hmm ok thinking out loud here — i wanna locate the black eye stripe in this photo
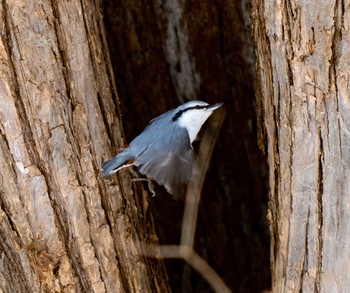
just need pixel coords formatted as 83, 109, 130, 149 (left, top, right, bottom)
171, 105, 208, 122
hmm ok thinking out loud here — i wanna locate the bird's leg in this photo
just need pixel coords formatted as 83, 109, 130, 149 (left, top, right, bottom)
131, 178, 156, 197
125, 163, 156, 197
148, 180, 156, 197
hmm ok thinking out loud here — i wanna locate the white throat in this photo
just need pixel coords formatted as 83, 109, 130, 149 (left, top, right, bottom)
177, 110, 213, 143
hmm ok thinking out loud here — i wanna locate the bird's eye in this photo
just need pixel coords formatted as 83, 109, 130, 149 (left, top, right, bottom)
194, 105, 201, 109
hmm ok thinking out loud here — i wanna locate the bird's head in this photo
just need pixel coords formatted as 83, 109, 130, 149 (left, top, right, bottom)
172, 100, 223, 143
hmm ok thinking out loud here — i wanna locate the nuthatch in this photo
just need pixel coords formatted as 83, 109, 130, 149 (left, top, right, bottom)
102, 100, 222, 199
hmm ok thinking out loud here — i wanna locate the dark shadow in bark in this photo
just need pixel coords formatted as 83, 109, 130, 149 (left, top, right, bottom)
104, 1, 271, 292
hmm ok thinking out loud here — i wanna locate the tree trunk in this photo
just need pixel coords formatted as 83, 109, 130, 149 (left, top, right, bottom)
0, 1, 169, 292
252, 0, 350, 291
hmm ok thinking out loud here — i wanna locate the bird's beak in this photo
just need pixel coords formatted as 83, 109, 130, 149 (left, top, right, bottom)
207, 102, 223, 111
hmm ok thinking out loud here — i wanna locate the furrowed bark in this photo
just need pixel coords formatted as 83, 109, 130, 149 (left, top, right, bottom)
0, 1, 169, 292
251, 0, 350, 291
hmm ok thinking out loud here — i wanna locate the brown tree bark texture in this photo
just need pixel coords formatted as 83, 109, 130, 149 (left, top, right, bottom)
0, 1, 169, 292
252, 0, 350, 291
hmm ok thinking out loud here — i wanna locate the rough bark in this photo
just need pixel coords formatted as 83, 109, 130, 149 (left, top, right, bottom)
252, 0, 350, 291
105, 1, 270, 292
0, 1, 169, 292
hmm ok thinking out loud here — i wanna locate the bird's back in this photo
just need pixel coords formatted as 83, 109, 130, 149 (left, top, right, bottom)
128, 109, 180, 154
128, 109, 194, 199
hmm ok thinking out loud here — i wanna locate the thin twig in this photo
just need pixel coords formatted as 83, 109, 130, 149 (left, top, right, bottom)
142, 244, 231, 293
180, 108, 226, 248
141, 109, 231, 293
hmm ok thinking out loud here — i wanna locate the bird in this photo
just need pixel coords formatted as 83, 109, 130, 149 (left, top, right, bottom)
102, 100, 223, 199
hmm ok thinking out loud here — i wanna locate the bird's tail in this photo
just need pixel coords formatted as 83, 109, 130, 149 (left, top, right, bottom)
102, 150, 134, 176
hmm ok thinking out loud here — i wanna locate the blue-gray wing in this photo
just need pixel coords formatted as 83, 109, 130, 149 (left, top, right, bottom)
133, 126, 194, 199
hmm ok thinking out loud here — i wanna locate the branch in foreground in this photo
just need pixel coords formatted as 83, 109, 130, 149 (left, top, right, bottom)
141, 109, 230, 293
143, 244, 231, 293
181, 108, 226, 248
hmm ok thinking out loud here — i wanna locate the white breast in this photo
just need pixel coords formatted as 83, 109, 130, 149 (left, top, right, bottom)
177, 110, 213, 143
